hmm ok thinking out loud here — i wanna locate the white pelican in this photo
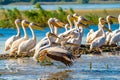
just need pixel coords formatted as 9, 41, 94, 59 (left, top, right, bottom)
109, 32, 120, 45
86, 29, 94, 43
90, 17, 107, 52
10, 20, 29, 56
86, 16, 111, 44
67, 20, 89, 45
17, 22, 38, 55
48, 18, 65, 35
34, 32, 60, 59
36, 46, 74, 66
34, 18, 64, 54
34, 32, 77, 62
109, 15, 120, 45
105, 15, 118, 45
4, 19, 22, 51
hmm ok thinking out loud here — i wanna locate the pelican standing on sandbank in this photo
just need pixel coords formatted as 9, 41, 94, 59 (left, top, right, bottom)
4, 19, 22, 52
17, 22, 38, 55
90, 17, 108, 52
10, 20, 29, 56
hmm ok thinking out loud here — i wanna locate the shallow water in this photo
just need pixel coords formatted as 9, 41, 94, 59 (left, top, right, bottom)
0, 54, 120, 80
0, 4, 120, 10
0, 24, 120, 79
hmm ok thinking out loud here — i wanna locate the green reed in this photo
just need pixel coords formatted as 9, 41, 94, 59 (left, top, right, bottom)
0, 3, 111, 29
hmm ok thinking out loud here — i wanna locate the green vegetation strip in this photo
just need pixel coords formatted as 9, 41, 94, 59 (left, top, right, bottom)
0, 3, 119, 29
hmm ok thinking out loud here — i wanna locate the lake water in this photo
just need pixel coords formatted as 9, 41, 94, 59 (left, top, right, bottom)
0, 24, 120, 80
0, 4, 120, 10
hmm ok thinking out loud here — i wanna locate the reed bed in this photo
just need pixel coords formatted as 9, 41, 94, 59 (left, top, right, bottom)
0, 3, 119, 28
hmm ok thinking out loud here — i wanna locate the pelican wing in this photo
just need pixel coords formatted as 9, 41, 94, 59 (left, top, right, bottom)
47, 51, 73, 66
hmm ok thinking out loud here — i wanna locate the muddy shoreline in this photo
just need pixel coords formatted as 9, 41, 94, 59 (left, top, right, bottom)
0, 44, 119, 60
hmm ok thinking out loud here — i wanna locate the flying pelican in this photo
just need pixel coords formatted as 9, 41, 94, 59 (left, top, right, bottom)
90, 17, 107, 52
10, 20, 30, 56
17, 22, 39, 55
4, 19, 22, 52
105, 15, 118, 45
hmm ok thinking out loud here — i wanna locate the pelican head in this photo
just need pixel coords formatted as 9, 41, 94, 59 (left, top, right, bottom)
15, 19, 22, 24
65, 24, 70, 29
106, 15, 118, 24
29, 22, 43, 30
22, 20, 30, 27
67, 14, 75, 21
78, 16, 90, 25
99, 17, 111, 32
99, 17, 107, 25
48, 18, 64, 28
54, 18, 65, 27
73, 13, 79, 20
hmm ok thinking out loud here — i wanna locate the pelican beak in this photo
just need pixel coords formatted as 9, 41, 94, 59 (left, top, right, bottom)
103, 20, 108, 25
73, 16, 79, 21
77, 22, 89, 28
16, 19, 22, 25
81, 18, 90, 25
74, 16, 78, 20
24, 21, 30, 27
103, 26, 112, 32
110, 16, 118, 22
51, 21, 63, 28
73, 13, 79, 20
55, 20, 65, 27
32, 23, 43, 30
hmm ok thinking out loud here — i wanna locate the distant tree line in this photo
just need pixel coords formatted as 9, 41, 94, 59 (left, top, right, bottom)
0, 0, 119, 5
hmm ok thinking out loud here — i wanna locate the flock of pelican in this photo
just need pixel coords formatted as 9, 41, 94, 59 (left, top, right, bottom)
4, 14, 120, 66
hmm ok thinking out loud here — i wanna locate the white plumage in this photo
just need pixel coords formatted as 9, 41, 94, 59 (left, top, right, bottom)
4, 19, 22, 52
109, 32, 120, 45
10, 20, 29, 56
90, 17, 107, 52
17, 22, 37, 55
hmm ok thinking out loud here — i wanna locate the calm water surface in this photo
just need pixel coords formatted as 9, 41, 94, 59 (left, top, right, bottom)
0, 4, 120, 10
0, 24, 120, 80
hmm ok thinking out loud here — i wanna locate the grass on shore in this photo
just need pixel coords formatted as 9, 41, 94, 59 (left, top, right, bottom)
0, 6, 119, 29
